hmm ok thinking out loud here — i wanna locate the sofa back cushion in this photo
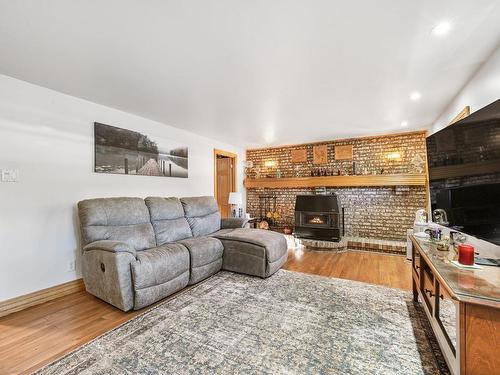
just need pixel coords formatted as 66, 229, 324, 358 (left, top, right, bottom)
180, 196, 221, 237
145, 197, 193, 245
78, 197, 156, 251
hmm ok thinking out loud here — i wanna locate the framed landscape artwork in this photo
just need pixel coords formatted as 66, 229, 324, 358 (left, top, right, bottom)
94, 122, 188, 178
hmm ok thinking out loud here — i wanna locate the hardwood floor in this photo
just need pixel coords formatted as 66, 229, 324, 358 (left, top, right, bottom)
0, 250, 411, 375
0, 292, 143, 375
285, 249, 412, 290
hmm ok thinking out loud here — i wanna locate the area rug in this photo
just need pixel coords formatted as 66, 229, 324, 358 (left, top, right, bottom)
35, 270, 449, 374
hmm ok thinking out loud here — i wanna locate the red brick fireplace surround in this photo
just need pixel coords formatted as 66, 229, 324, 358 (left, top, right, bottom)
245, 131, 428, 241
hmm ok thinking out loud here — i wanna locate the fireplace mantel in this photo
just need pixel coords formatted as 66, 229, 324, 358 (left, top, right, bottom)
244, 174, 426, 189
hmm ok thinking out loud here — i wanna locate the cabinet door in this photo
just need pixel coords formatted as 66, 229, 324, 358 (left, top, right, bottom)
412, 245, 421, 278
422, 267, 435, 314
464, 304, 500, 375
435, 281, 457, 357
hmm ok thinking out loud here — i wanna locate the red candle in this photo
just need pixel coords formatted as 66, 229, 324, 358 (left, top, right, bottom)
458, 244, 475, 266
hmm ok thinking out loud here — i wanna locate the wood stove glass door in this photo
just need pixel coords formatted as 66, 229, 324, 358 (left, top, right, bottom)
301, 212, 331, 227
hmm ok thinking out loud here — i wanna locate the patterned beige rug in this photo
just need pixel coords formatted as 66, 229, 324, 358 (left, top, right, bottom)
35, 270, 449, 374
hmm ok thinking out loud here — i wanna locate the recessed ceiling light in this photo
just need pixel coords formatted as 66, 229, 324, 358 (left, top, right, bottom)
401, 121, 409, 127
432, 21, 452, 36
410, 92, 421, 101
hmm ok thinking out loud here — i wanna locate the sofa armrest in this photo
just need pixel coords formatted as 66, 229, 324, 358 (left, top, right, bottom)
221, 217, 249, 229
83, 240, 136, 257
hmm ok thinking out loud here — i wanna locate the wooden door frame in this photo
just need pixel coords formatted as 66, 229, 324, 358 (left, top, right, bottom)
214, 149, 238, 203
449, 106, 470, 125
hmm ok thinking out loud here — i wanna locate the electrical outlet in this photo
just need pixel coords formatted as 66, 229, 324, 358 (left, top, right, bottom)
67, 260, 76, 272
1, 169, 19, 182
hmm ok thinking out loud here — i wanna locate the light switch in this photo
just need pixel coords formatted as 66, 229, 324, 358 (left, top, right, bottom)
1, 169, 19, 182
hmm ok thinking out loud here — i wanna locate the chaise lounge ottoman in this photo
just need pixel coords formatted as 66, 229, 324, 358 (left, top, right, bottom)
213, 228, 288, 278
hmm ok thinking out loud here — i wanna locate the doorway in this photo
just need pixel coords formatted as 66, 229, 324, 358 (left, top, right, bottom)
214, 149, 237, 218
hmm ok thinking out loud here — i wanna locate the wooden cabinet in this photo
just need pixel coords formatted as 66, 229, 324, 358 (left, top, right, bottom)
411, 237, 500, 375
412, 243, 459, 374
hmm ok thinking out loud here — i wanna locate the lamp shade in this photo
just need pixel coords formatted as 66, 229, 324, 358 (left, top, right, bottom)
228, 192, 242, 205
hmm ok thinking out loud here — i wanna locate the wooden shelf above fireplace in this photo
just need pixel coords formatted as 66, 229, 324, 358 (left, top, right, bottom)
244, 174, 427, 189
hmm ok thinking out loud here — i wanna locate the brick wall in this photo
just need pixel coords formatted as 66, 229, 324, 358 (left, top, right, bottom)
246, 131, 428, 241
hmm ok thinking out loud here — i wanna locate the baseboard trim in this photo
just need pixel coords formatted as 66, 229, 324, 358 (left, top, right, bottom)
0, 279, 85, 318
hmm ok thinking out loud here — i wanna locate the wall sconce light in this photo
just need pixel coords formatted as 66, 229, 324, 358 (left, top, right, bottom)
264, 160, 277, 168
386, 152, 402, 161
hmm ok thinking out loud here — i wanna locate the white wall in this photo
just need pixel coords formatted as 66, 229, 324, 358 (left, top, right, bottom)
0, 75, 244, 301
431, 44, 500, 133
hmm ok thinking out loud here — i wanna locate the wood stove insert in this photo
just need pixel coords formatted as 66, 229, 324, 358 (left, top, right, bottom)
294, 194, 343, 241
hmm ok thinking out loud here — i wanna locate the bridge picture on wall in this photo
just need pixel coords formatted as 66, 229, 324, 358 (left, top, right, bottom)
94, 122, 188, 178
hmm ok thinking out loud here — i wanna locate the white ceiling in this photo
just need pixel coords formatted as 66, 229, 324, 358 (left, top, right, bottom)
1, 1, 500, 147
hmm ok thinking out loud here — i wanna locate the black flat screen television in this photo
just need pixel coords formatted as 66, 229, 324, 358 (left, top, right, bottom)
426, 98, 500, 245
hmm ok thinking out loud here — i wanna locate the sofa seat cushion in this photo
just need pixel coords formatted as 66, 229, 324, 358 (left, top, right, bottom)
178, 236, 223, 284
131, 243, 189, 290
178, 237, 223, 268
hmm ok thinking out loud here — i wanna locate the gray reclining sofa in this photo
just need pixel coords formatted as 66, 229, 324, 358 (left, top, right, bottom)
77, 196, 288, 311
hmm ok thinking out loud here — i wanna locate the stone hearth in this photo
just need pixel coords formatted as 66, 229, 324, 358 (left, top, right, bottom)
286, 235, 406, 255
